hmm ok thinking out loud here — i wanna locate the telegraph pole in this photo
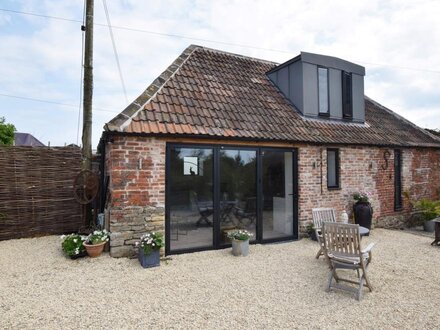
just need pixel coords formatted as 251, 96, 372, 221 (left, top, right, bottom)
82, 0, 94, 171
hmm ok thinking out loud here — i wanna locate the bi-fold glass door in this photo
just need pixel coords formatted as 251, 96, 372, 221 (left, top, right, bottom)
166, 144, 297, 254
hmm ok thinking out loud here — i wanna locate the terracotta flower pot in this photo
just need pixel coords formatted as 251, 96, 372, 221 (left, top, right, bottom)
83, 241, 106, 258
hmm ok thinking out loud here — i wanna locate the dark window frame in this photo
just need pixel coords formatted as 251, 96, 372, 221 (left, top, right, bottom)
318, 66, 330, 117
394, 149, 403, 211
327, 148, 340, 189
342, 71, 353, 119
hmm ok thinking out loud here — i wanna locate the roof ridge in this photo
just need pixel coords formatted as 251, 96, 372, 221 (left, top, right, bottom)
105, 44, 198, 132
192, 44, 279, 65
364, 95, 440, 143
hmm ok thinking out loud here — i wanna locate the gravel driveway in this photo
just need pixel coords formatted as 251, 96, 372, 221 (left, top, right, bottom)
1, 229, 439, 329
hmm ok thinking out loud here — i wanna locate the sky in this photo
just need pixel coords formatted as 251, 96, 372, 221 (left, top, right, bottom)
1, 0, 439, 147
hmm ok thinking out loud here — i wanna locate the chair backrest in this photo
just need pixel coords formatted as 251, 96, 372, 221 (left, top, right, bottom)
322, 222, 361, 258
312, 208, 336, 229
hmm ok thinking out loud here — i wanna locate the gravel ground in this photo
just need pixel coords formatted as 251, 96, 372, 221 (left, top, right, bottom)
1, 229, 439, 329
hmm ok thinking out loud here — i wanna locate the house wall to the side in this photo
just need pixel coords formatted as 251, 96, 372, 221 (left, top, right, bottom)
104, 136, 440, 257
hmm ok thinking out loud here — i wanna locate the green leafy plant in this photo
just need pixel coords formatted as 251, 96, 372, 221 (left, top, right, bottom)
414, 199, 440, 222
353, 191, 372, 203
227, 229, 253, 241
61, 234, 87, 257
136, 232, 164, 255
0, 117, 16, 146
306, 223, 315, 235
85, 229, 110, 245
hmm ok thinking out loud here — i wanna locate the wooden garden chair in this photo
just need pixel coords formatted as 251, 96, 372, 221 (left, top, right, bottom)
322, 222, 375, 301
312, 207, 336, 259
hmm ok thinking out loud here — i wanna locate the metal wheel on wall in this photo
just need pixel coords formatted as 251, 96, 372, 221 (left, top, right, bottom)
73, 170, 99, 205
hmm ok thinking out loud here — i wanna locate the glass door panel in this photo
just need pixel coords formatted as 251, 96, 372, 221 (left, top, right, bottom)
219, 149, 257, 245
261, 150, 294, 240
169, 147, 213, 251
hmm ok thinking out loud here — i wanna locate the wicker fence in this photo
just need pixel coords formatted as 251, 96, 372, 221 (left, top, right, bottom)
0, 146, 84, 240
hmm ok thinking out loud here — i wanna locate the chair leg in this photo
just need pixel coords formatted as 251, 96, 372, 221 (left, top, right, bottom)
326, 268, 334, 292
363, 269, 373, 292
315, 247, 323, 259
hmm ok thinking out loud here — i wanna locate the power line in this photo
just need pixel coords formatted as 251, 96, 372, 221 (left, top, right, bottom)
102, 0, 128, 104
0, 92, 119, 113
2, 7, 440, 75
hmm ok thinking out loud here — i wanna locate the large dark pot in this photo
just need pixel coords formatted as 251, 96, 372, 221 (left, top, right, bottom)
353, 202, 373, 231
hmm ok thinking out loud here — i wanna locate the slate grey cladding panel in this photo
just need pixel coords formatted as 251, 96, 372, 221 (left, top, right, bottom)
302, 62, 318, 117
288, 60, 303, 113
353, 73, 365, 122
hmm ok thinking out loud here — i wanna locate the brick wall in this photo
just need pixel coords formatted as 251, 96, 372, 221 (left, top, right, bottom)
104, 136, 440, 256
105, 136, 166, 257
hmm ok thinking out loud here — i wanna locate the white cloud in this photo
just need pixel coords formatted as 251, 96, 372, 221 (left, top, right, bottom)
1, 0, 440, 147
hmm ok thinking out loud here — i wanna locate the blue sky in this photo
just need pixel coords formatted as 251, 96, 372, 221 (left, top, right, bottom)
1, 0, 440, 147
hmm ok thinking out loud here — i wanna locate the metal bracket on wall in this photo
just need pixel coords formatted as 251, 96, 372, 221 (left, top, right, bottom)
381, 150, 391, 170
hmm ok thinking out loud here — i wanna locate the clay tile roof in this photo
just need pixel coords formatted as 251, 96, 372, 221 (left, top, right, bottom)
105, 45, 440, 148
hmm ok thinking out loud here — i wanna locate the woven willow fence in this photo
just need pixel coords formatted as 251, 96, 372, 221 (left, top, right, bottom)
0, 146, 84, 240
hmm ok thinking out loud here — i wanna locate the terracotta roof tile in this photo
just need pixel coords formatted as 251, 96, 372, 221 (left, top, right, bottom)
105, 45, 440, 148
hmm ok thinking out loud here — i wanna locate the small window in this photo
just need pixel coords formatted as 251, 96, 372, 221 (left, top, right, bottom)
342, 72, 353, 119
327, 149, 339, 189
394, 149, 402, 210
318, 67, 329, 115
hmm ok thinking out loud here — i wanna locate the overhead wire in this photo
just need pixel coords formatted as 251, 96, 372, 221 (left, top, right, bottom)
102, 0, 129, 104
1, 7, 440, 75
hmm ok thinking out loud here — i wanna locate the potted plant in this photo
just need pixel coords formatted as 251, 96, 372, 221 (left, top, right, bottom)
61, 233, 87, 259
353, 191, 373, 231
227, 229, 253, 256
83, 229, 109, 258
136, 232, 164, 268
306, 223, 317, 241
414, 199, 440, 232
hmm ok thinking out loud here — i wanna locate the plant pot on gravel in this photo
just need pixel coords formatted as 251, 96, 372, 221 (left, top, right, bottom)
353, 191, 373, 231
423, 220, 436, 232
306, 223, 317, 241
227, 229, 253, 256
83, 230, 109, 258
136, 232, 163, 268
61, 233, 87, 259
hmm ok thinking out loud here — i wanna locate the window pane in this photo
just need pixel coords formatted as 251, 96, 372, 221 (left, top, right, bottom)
342, 72, 352, 118
318, 68, 329, 114
169, 147, 214, 251
327, 150, 338, 187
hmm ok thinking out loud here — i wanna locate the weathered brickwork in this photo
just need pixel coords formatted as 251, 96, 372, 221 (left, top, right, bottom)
105, 136, 440, 256
105, 136, 166, 257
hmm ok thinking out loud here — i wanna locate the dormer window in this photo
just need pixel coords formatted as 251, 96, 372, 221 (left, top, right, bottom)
342, 71, 353, 119
318, 67, 329, 116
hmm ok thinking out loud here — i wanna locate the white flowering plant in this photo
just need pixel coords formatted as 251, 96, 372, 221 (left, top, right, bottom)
85, 229, 110, 245
136, 232, 164, 255
227, 229, 253, 241
353, 191, 372, 203
61, 233, 87, 257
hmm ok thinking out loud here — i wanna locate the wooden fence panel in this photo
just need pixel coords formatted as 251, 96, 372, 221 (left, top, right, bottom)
0, 146, 84, 240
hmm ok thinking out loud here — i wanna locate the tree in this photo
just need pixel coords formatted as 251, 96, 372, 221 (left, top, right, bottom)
0, 117, 16, 145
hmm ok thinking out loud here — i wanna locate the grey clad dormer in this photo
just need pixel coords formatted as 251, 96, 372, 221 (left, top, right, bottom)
267, 52, 366, 122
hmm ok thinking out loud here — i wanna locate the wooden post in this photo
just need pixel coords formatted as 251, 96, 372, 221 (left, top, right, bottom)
82, 0, 94, 171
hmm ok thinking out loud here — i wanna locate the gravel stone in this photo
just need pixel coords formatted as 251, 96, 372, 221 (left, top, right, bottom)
0, 229, 439, 329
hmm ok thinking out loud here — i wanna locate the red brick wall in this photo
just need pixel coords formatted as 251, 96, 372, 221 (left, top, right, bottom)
104, 136, 440, 256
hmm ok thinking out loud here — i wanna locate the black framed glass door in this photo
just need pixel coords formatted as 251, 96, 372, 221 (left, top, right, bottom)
166, 144, 297, 254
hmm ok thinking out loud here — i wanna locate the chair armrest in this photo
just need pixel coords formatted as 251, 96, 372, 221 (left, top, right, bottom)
361, 242, 375, 254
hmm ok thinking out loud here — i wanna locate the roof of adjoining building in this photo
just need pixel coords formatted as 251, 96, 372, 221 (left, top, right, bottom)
14, 133, 45, 147
105, 45, 440, 148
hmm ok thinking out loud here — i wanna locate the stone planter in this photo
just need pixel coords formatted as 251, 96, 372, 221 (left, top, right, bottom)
231, 239, 249, 256
138, 248, 160, 268
83, 241, 106, 258
353, 201, 373, 231
423, 220, 436, 232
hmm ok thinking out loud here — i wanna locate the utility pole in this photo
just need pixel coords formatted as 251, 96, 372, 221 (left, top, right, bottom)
82, 0, 94, 171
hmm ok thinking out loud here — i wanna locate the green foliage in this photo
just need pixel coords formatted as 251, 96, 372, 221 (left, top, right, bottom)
138, 232, 164, 255
86, 229, 110, 245
306, 223, 315, 235
0, 117, 16, 146
414, 199, 440, 222
227, 229, 253, 241
61, 234, 86, 257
